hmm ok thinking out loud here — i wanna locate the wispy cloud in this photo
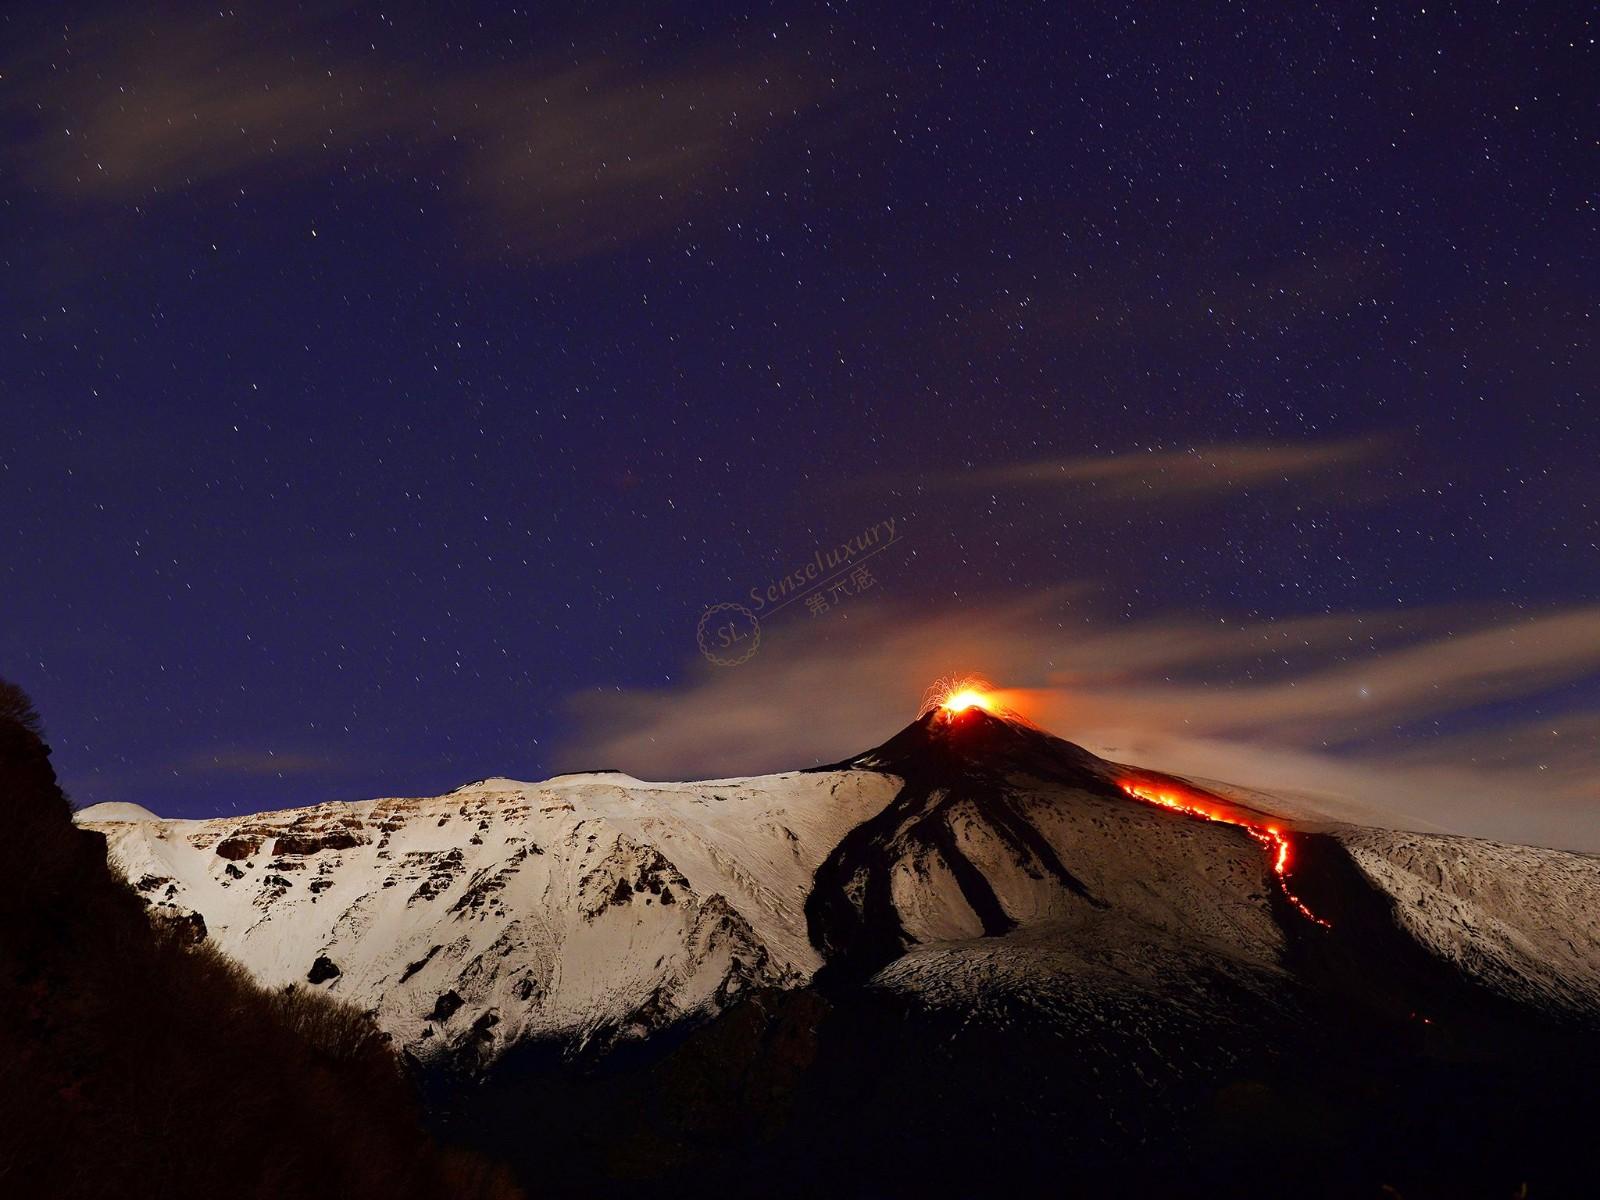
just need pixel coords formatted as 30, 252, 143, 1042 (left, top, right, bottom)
8, 8, 820, 256
920, 437, 1384, 500
560, 593, 1600, 851
1029, 606, 1600, 743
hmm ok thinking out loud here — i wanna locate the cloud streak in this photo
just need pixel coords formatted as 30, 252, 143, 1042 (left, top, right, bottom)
9, 8, 819, 256
883, 437, 1388, 501
560, 593, 1600, 851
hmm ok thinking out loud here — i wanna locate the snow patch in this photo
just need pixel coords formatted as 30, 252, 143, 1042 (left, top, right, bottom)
74, 801, 160, 823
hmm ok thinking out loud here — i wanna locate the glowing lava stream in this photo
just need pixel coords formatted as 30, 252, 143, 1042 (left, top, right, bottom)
1118, 781, 1332, 929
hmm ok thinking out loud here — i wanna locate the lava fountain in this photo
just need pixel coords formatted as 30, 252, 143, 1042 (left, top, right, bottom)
919, 676, 1030, 723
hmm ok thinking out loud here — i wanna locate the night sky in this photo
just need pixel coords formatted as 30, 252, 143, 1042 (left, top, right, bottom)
3, 4, 1596, 843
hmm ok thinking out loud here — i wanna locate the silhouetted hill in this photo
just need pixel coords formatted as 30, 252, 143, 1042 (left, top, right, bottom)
0, 680, 520, 1200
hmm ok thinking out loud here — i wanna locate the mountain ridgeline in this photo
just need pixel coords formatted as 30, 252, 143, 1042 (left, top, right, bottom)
64, 701, 1600, 1197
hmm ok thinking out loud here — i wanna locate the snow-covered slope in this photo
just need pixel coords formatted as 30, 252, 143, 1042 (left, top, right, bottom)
84, 769, 896, 1064
80, 710, 1600, 1071
1338, 825, 1600, 1020
74, 801, 160, 823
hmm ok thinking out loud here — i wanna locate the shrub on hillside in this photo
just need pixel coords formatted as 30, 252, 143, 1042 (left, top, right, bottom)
0, 678, 521, 1200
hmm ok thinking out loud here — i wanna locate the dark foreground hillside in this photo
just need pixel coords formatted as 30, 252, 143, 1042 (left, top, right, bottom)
0, 681, 520, 1200
13, 675, 1600, 1200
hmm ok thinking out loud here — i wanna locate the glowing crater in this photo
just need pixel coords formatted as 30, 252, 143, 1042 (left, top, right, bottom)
920, 675, 1007, 721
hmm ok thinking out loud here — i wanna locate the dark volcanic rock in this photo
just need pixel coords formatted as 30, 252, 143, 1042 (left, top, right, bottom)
428, 991, 464, 1023
407, 848, 467, 906
307, 955, 342, 984
400, 945, 442, 983
157, 908, 208, 945
272, 829, 364, 857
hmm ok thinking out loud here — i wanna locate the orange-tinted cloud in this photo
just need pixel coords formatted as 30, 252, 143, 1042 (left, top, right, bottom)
922, 437, 1384, 499
560, 593, 1600, 851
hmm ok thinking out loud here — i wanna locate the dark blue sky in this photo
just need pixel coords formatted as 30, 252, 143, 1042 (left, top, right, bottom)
3, 2, 1595, 822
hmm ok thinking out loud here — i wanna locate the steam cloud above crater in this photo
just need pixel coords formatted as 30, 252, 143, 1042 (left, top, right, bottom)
564, 594, 1600, 852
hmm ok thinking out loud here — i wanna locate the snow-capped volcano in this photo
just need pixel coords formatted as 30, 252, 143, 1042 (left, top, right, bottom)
78, 710, 1600, 1073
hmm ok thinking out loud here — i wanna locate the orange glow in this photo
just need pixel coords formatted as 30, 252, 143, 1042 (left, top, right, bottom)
1119, 780, 1331, 928
918, 675, 1041, 726
919, 675, 1008, 721
941, 688, 993, 715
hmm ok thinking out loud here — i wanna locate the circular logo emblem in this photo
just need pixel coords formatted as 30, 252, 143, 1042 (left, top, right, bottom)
696, 602, 762, 666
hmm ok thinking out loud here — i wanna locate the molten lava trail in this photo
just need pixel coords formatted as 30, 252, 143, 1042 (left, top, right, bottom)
1118, 781, 1332, 928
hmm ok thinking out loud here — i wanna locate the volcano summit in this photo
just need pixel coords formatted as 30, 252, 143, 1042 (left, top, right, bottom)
81, 711, 1600, 1197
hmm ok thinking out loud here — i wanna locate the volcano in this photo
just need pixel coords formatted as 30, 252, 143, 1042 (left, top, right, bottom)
79, 711, 1600, 1197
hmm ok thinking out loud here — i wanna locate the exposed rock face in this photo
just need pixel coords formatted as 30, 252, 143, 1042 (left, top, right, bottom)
307, 955, 341, 984
428, 990, 464, 1023
213, 835, 259, 861
151, 906, 208, 946
273, 829, 365, 857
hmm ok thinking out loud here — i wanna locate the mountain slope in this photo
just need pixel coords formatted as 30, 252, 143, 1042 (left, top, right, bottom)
83, 709, 1600, 1065
80, 707, 1600, 1196
83, 768, 898, 1065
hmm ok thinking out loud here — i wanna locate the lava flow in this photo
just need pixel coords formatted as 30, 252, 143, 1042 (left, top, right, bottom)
1118, 780, 1332, 928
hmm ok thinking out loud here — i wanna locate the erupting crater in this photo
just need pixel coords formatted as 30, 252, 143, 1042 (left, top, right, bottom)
919, 675, 1026, 724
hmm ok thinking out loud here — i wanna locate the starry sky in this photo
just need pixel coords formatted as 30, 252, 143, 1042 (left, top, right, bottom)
3, 3, 1596, 843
